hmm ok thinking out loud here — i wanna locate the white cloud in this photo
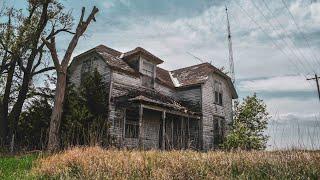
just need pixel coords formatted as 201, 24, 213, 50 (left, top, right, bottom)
239, 75, 314, 92
265, 97, 320, 116
310, 2, 320, 23
102, 2, 114, 9
70, 0, 320, 84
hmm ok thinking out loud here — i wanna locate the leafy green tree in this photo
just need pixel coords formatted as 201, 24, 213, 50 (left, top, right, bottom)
61, 69, 113, 147
223, 94, 270, 150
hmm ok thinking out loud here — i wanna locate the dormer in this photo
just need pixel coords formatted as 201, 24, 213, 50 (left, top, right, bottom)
121, 47, 163, 88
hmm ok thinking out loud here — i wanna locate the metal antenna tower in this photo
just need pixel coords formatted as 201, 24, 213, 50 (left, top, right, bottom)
225, 6, 235, 84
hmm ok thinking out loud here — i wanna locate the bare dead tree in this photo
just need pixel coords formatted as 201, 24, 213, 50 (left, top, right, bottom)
42, 6, 99, 152
0, 1, 74, 150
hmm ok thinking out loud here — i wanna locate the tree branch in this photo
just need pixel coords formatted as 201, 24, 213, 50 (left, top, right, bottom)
32, 48, 44, 73
41, 37, 61, 72
16, 57, 27, 73
62, 6, 99, 67
32, 66, 55, 76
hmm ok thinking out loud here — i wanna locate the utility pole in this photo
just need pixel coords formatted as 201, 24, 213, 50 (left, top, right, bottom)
307, 74, 320, 101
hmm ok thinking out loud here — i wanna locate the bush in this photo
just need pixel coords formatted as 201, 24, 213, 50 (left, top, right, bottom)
61, 69, 113, 147
223, 94, 270, 150
17, 98, 52, 150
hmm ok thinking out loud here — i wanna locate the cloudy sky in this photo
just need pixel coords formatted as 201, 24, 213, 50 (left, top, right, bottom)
8, 0, 320, 149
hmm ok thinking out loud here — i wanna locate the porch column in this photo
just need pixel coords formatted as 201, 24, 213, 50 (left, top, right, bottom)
122, 109, 126, 146
138, 104, 144, 149
187, 117, 190, 149
181, 116, 185, 149
161, 111, 166, 150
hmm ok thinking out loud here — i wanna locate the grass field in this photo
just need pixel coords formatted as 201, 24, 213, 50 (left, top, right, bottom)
1, 147, 320, 179
33, 147, 320, 179
0, 154, 37, 180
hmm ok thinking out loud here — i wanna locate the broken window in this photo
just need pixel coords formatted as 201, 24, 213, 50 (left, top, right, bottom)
125, 109, 139, 138
141, 60, 155, 88
213, 117, 225, 147
214, 81, 223, 106
81, 58, 93, 83
142, 60, 154, 77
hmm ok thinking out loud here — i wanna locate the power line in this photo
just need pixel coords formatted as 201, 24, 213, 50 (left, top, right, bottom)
250, 0, 315, 74
307, 74, 320, 101
260, 0, 319, 72
281, 0, 320, 68
258, 0, 319, 95
231, 0, 316, 93
186, 52, 205, 63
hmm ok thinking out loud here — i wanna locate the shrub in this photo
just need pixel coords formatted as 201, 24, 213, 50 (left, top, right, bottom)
223, 93, 270, 150
61, 69, 113, 147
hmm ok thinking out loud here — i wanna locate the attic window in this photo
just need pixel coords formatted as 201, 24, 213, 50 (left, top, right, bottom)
142, 60, 154, 77
214, 81, 223, 106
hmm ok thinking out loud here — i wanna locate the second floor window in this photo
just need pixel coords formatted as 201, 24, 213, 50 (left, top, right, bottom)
81, 59, 93, 83
214, 81, 223, 106
142, 60, 154, 77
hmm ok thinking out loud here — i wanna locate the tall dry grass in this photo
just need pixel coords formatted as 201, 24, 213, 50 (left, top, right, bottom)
33, 146, 320, 179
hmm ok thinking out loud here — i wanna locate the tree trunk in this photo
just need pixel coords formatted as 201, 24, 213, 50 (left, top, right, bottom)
0, 60, 16, 143
8, 49, 46, 148
47, 71, 67, 152
44, 6, 99, 152
8, 66, 32, 144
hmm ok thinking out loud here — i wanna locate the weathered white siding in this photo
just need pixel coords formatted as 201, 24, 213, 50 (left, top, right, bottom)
69, 54, 111, 87
68, 52, 234, 150
201, 74, 233, 150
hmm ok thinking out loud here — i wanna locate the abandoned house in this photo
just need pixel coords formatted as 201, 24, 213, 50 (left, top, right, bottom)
69, 45, 238, 150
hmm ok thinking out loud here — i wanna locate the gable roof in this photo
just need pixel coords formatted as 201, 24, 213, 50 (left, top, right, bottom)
72, 45, 237, 98
156, 67, 175, 88
170, 63, 237, 98
170, 63, 213, 87
122, 47, 164, 64
73, 45, 138, 75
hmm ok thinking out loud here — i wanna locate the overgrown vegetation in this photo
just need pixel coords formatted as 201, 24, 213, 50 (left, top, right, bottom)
1, 70, 112, 152
0, 154, 37, 179
223, 94, 270, 150
32, 147, 320, 179
61, 69, 113, 147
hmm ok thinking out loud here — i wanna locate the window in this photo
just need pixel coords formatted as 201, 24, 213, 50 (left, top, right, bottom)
142, 60, 154, 77
81, 59, 93, 83
213, 117, 225, 147
214, 81, 223, 106
125, 109, 139, 138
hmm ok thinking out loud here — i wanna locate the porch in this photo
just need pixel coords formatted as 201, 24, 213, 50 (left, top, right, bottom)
122, 104, 201, 150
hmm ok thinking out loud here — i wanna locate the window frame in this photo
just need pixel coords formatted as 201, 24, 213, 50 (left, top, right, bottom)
81, 58, 93, 83
142, 60, 154, 77
213, 81, 223, 106
124, 109, 140, 139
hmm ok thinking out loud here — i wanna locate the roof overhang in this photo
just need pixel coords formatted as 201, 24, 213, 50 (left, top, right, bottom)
122, 47, 164, 64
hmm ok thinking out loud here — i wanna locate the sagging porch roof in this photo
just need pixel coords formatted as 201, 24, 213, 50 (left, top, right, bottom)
114, 88, 201, 117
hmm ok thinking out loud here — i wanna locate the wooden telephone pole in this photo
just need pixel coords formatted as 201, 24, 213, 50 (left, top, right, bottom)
307, 74, 320, 101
